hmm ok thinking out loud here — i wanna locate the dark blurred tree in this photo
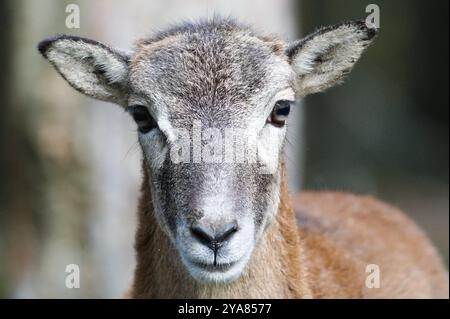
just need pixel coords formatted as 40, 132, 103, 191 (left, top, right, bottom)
300, 0, 448, 189
298, 0, 448, 261
0, 0, 46, 297
0, 0, 12, 297
0, 0, 92, 297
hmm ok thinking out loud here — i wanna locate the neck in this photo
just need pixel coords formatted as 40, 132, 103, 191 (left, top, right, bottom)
131, 162, 311, 298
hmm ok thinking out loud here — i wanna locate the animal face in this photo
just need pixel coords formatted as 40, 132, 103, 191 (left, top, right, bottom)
38, 18, 376, 283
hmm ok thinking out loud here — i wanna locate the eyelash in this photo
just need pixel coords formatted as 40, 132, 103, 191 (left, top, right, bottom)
127, 105, 158, 134
267, 100, 292, 127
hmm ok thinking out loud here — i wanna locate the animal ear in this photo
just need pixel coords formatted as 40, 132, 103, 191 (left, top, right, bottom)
287, 20, 378, 97
38, 35, 130, 106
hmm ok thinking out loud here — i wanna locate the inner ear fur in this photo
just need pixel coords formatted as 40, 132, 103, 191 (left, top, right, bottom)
38, 35, 130, 106
287, 20, 378, 96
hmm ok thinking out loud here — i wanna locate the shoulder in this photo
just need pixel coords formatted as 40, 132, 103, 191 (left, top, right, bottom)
291, 190, 432, 255
291, 191, 449, 298
291, 191, 416, 233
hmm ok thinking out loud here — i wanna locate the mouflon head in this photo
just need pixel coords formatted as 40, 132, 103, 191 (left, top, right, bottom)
38, 18, 377, 283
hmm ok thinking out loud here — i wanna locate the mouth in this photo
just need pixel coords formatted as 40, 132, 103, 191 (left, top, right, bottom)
182, 256, 248, 283
190, 260, 237, 272
176, 219, 256, 283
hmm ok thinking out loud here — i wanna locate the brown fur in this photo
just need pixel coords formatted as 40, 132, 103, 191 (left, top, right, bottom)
294, 192, 449, 298
131, 162, 311, 298
130, 161, 449, 298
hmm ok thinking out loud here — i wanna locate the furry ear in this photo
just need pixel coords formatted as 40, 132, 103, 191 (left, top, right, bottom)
38, 35, 130, 105
287, 20, 378, 97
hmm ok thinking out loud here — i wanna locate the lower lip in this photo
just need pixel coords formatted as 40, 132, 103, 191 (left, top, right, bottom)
192, 261, 236, 272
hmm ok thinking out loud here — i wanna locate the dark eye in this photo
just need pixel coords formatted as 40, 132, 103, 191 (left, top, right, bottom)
127, 105, 157, 134
267, 100, 292, 127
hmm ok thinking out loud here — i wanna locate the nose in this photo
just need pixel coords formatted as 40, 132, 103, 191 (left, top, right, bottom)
190, 220, 238, 251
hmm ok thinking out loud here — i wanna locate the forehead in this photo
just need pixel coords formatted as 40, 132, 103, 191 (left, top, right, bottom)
129, 22, 293, 126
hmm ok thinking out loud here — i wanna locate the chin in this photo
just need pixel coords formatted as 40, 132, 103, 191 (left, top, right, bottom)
181, 250, 253, 284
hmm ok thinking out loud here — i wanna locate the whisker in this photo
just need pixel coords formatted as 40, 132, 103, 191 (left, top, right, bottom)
124, 140, 140, 159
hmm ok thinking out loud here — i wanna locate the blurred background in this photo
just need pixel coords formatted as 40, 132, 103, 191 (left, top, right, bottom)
0, 0, 448, 298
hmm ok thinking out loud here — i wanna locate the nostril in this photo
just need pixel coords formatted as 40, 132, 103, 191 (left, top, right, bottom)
215, 221, 238, 243
190, 221, 239, 247
191, 223, 215, 246
190, 221, 239, 267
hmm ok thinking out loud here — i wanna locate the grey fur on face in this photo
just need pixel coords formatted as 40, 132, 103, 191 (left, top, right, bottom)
38, 17, 377, 283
